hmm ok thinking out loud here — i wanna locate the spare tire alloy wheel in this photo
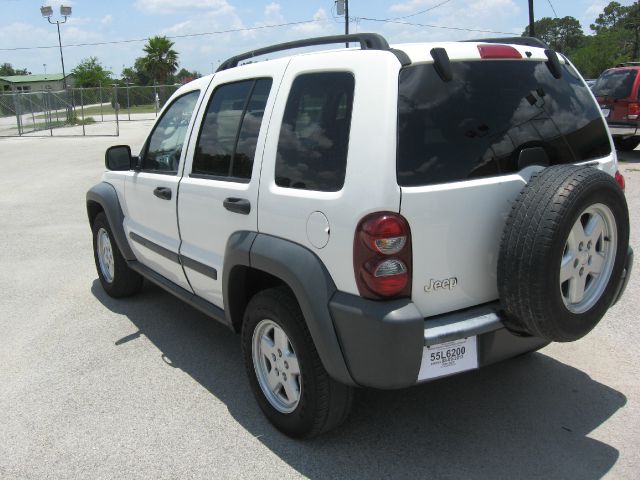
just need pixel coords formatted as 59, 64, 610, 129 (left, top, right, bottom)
560, 204, 617, 314
498, 165, 629, 342
252, 319, 301, 413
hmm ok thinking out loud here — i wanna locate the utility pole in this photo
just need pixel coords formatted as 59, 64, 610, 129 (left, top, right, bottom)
528, 0, 535, 37
336, 0, 349, 47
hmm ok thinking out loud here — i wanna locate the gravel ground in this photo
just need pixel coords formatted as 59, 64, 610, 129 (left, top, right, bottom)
0, 125, 638, 479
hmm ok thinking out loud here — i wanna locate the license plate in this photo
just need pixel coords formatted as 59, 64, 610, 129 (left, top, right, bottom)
601, 107, 610, 118
418, 336, 478, 381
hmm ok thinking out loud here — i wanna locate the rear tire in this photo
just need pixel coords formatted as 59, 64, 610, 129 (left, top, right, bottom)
614, 137, 640, 152
498, 165, 629, 342
92, 212, 143, 298
241, 287, 353, 438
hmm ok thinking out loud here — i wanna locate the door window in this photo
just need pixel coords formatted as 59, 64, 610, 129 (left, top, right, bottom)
192, 78, 273, 181
142, 90, 199, 173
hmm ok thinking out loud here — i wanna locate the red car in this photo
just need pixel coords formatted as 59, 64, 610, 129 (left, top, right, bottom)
593, 63, 640, 152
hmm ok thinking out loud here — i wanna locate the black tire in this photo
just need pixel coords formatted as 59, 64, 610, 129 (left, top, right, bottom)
614, 137, 640, 152
92, 212, 143, 298
241, 287, 353, 438
498, 165, 629, 342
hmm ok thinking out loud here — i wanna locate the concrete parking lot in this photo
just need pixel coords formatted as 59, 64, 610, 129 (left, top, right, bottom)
1, 123, 639, 479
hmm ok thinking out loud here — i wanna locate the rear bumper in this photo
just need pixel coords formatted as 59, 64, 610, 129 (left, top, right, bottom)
608, 124, 638, 137
329, 294, 548, 389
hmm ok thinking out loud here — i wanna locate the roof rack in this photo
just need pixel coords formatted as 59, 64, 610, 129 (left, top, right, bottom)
217, 33, 390, 71
463, 36, 549, 49
615, 62, 640, 67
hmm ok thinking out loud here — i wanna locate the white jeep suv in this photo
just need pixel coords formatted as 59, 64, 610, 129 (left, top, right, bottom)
87, 33, 633, 438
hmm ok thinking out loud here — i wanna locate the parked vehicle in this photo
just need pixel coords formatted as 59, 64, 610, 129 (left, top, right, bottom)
593, 64, 640, 151
87, 34, 633, 438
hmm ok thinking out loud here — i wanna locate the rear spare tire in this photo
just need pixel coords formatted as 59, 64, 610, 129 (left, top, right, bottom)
498, 165, 629, 342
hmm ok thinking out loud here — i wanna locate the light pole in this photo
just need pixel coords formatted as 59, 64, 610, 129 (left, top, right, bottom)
40, 5, 72, 90
43, 64, 47, 75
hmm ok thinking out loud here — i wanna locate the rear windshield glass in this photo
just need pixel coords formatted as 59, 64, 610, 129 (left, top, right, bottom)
397, 61, 611, 187
592, 69, 637, 98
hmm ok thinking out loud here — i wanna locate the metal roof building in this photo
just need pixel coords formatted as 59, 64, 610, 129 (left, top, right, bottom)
0, 73, 74, 92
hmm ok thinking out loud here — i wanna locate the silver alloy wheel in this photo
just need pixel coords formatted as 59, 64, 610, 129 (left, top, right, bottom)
252, 319, 302, 413
97, 228, 115, 284
559, 203, 617, 314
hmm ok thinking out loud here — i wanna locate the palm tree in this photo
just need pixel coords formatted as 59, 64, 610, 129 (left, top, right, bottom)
141, 36, 179, 84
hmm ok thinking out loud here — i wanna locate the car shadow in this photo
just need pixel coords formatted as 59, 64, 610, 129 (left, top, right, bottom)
617, 148, 640, 163
92, 280, 626, 479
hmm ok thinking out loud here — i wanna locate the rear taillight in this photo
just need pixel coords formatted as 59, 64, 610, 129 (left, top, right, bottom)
477, 44, 522, 59
628, 102, 639, 119
615, 170, 626, 191
354, 212, 412, 299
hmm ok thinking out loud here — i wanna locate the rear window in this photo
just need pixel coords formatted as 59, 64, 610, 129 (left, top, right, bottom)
397, 61, 611, 187
592, 69, 637, 98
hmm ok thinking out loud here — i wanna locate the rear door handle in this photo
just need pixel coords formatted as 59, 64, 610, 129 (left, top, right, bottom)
153, 187, 172, 200
223, 197, 251, 215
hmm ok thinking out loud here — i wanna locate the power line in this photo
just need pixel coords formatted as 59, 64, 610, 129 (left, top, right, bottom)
546, 0, 558, 18
390, 0, 454, 21
356, 16, 516, 36
0, 19, 323, 52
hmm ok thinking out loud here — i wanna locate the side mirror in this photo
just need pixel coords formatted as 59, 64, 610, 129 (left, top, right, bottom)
105, 145, 134, 171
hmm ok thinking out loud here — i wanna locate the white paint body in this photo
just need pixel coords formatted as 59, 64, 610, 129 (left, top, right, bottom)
102, 41, 618, 317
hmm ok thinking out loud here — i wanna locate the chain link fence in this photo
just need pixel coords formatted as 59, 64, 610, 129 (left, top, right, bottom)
0, 84, 181, 137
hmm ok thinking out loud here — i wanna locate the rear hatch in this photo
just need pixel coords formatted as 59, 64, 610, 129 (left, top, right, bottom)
398, 53, 612, 317
593, 68, 640, 124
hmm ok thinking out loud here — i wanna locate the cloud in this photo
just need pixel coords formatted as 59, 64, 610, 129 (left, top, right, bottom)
292, 8, 328, 34
135, 0, 231, 15
101, 15, 113, 26
389, 0, 441, 14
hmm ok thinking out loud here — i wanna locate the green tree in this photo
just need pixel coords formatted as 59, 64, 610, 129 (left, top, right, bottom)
590, 1, 631, 32
71, 57, 112, 87
0, 63, 29, 76
140, 36, 179, 84
523, 16, 585, 53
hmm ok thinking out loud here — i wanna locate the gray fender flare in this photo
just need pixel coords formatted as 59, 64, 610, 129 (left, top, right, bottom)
223, 232, 355, 386
86, 182, 136, 261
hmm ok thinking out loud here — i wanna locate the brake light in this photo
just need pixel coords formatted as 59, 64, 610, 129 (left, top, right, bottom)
477, 44, 522, 59
354, 212, 412, 299
628, 102, 639, 119
615, 171, 626, 191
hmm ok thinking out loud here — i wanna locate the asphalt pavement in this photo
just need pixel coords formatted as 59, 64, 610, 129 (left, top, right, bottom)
0, 124, 639, 479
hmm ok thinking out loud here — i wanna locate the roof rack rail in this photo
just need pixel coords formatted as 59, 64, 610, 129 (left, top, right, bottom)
463, 36, 549, 49
217, 33, 390, 71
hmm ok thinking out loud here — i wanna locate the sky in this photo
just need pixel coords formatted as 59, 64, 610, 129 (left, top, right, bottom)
0, 0, 637, 79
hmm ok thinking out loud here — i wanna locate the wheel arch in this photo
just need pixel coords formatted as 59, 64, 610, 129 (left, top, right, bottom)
223, 231, 355, 386
86, 182, 136, 261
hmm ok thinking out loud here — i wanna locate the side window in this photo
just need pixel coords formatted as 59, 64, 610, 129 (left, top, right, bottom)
142, 90, 199, 173
192, 78, 272, 181
275, 72, 354, 192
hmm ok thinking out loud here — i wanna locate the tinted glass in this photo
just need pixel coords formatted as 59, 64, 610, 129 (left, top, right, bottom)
193, 78, 272, 180
143, 91, 199, 172
275, 72, 354, 191
232, 79, 272, 178
592, 69, 637, 98
397, 61, 611, 187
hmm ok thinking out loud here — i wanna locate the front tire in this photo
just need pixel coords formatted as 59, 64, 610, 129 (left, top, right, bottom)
92, 212, 143, 298
241, 287, 353, 438
614, 137, 640, 152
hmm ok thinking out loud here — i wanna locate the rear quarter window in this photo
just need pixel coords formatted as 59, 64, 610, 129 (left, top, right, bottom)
397, 60, 611, 187
275, 72, 354, 192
